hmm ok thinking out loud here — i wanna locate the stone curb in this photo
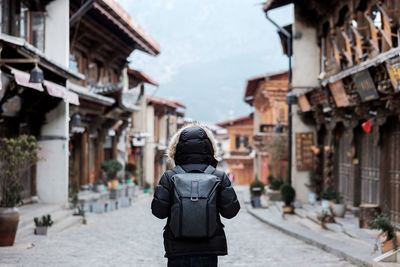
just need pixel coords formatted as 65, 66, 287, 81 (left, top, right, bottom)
245, 203, 372, 267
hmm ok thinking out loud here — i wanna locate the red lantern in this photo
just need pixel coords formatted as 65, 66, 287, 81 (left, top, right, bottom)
362, 120, 371, 134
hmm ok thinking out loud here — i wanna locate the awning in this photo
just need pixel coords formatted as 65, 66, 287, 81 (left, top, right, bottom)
5, 65, 79, 105
44, 80, 79, 105
9, 67, 44, 92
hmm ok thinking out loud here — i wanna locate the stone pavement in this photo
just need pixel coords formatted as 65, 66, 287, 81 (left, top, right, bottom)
236, 186, 379, 267
0, 191, 355, 267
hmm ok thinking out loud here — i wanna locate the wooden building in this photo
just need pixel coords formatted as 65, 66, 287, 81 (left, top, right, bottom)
244, 71, 289, 184
145, 95, 185, 188
217, 115, 254, 185
0, 0, 81, 204
67, 0, 160, 187
265, 0, 400, 227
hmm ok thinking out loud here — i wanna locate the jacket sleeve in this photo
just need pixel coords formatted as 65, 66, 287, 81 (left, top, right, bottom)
217, 173, 240, 219
151, 172, 171, 219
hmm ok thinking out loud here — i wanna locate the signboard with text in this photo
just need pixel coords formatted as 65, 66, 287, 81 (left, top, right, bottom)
296, 132, 314, 171
352, 70, 379, 102
386, 57, 400, 92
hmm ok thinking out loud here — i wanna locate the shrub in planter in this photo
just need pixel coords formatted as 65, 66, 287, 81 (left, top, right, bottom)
305, 170, 317, 204
101, 160, 122, 189
370, 213, 399, 253
34, 214, 54, 235
250, 178, 265, 208
249, 178, 265, 196
144, 182, 151, 193
321, 190, 337, 210
93, 179, 106, 192
268, 175, 284, 191
331, 192, 346, 217
0, 135, 40, 246
280, 183, 296, 214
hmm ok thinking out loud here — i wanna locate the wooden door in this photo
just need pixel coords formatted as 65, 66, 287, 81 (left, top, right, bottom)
384, 120, 400, 228
359, 131, 380, 205
337, 130, 355, 206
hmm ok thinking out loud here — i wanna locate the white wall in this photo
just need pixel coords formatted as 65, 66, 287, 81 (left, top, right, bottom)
45, 0, 69, 66
291, 6, 320, 203
144, 104, 155, 188
36, 102, 69, 205
36, 0, 70, 205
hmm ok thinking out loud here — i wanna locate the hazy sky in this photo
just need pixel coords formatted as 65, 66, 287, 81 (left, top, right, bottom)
117, 0, 293, 123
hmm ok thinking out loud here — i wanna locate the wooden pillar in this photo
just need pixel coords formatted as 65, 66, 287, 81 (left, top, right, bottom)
81, 131, 89, 185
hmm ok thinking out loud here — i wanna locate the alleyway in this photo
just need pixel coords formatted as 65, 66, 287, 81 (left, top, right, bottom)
1, 192, 355, 267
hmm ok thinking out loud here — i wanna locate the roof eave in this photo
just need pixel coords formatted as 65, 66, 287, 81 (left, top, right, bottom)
0, 34, 84, 81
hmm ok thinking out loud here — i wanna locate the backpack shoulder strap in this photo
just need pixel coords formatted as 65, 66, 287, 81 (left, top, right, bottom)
204, 165, 216, 174
171, 165, 186, 174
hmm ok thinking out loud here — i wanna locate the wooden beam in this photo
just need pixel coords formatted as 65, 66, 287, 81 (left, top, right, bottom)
70, 0, 98, 26
364, 12, 379, 50
378, 5, 393, 48
351, 26, 364, 63
341, 30, 353, 66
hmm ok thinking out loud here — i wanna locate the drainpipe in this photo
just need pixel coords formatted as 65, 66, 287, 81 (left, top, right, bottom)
265, 11, 295, 186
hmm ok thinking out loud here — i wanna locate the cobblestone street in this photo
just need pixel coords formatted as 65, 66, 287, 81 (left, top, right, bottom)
1, 194, 355, 267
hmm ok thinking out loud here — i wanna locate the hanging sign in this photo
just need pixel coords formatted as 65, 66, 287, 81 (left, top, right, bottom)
296, 132, 314, 171
329, 80, 350, 107
352, 70, 379, 102
298, 94, 311, 112
385, 57, 400, 92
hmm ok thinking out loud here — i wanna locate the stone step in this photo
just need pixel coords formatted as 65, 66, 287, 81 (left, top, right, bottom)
16, 208, 75, 241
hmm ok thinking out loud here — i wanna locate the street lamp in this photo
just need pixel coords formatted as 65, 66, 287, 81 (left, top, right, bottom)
265, 11, 294, 185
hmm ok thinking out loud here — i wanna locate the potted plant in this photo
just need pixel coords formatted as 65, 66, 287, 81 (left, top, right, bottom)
267, 175, 283, 201
93, 179, 106, 193
321, 190, 337, 210
280, 183, 296, 214
305, 170, 317, 204
249, 177, 265, 208
125, 163, 136, 184
34, 214, 54, 235
143, 182, 151, 193
0, 135, 40, 246
101, 159, 122, 189
331, 192, 346, 217
371, 213, 399, 254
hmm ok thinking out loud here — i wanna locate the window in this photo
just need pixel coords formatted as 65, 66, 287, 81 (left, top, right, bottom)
235, 135, 240, 149
29, 12, 45, 51
69, 54, 79, 73
0, 1, 45, 51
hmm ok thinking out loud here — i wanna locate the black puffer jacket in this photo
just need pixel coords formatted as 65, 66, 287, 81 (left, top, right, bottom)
151, 125, 240, 258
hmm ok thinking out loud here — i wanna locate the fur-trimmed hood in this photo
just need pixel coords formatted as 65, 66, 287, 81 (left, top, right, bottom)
167, 123, 219, 166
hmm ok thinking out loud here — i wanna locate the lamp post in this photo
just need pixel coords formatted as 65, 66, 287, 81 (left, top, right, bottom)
265, 11, 294, 185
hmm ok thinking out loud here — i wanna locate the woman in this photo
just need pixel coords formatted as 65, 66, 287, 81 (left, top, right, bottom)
151, 123, 240, 267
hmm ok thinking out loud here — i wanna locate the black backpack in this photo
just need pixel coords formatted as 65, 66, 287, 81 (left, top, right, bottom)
169, 165, 221, 239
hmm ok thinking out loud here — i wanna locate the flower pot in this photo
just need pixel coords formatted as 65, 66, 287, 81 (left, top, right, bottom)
0, 207, 20, 246
94, 184, 104, 193
251, 196, 261, 208
111, 179, 119, 189
332, 203, 346, 217
34, 226, 48, 235
251, 187, 263, 197
282, 205, 294, 214
267, 190, 281, 201
381, 232, 400, 254
308, 192, 317, 204
321, 199, 331, 210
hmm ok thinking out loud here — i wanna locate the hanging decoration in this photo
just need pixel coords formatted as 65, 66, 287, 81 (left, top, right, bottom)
362, 120, 372, 134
